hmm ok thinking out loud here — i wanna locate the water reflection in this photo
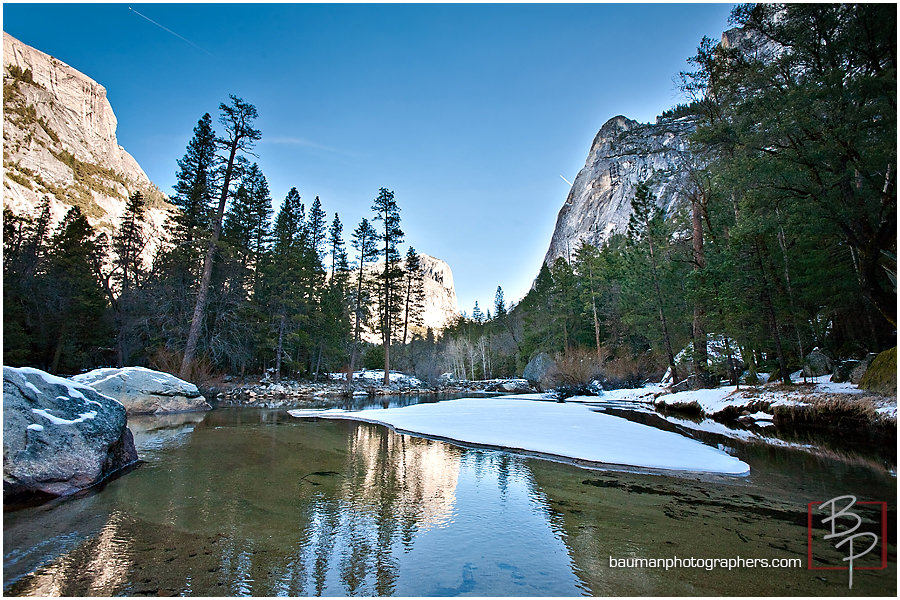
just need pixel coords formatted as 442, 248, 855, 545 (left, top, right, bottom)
4, 405, 895, 596
5, 409, 586, 596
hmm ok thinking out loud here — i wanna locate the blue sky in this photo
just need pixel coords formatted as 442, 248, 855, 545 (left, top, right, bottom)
3, 2, 735, 314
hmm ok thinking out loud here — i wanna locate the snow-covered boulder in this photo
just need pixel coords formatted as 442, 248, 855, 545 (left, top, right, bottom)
72, 367, 211, 415
3, 366, 138, 499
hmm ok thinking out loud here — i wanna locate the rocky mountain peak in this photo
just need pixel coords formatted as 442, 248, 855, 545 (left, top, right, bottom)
2, 32, 169, 243
544, 113, 696, 265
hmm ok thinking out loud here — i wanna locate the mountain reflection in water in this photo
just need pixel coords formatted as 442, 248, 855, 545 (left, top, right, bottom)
5, 408, 586, 596
3, 404, 895, 596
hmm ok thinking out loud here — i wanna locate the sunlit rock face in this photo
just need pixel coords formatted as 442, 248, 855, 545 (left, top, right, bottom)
360, 253, 460, 342
2, 32, 169, 248
544, 115, 696, 265
417, 254, 460, 333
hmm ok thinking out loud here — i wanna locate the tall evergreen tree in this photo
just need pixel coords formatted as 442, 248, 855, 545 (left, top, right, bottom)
170, 113, 218, 251
181, 96, 261, 380
328, 213, 346, 282
627, 182, 679, 382
401, 246, 426, 345
105, 190, 150, 366
307, 196, 327, 261
493, 286, 507, 319
348, 218, 378, 379
371, 187, 404, 383
44, 207, 110, 373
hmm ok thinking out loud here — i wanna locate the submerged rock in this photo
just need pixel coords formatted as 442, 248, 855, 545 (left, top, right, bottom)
72, 367, 211, 415
3, 365, 138, 499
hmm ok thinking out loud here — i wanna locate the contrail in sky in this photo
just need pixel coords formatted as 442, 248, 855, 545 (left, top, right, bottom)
128, 6, 214, 56
559, 175, 574, 186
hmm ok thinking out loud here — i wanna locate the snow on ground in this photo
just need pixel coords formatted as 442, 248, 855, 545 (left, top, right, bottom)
545, 375, 895, 423
327, 370, 422, 386
746, 411, 773, 421
315, 397, 750, 475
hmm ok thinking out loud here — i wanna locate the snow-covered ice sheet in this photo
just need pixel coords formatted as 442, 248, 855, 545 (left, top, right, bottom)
318, 397, 750, 475
287, 408, 348, 418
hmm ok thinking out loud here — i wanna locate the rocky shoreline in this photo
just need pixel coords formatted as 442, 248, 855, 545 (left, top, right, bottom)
208, 376, 535, 409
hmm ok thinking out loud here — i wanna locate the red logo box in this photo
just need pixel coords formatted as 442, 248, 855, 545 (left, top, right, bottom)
807, 501, 888, 570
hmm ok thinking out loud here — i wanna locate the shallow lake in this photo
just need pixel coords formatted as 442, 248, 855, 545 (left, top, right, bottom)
4, 395, 897, 596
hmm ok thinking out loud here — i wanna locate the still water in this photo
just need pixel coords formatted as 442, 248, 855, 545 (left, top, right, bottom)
4, 396, 897, 596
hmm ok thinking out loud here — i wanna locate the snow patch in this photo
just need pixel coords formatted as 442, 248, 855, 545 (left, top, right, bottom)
287, 408, 348, 418
746, 411, 773, 421
319, 397, 750, 476
26, 423, 44, 431
32, 408, 98, 425
9, 366, 104, 403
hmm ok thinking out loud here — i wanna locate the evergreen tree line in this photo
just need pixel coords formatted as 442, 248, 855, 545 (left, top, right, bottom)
4, 96, 429, 384
438, 4, 896, 387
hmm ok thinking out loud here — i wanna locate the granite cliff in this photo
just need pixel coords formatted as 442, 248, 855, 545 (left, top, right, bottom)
2, 32, 169, 240
543, 25, 778, 266
544, 114, 696, 265
362, 253, 460, 342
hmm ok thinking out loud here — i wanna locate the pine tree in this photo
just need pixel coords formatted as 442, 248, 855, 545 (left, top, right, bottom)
105, 190, 149, 366
264, 187, 311, 382
494, 286, 507, 319
348, 218, 378, 379
628, 181, 679, 382
307, 196, 327, 262
43, 207, 110, 373
371, 187, 404, 383
112, 191, 148, 293
328, 213, 346, 282
401, 246, 425, 345
170, 113, 217, 250
181, 96, 261, 380
472, 301, 485, 325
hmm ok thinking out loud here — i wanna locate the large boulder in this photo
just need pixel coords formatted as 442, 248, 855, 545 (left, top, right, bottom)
859, 347, 897, 397
850, 353, 877, 385
523, 353, 555, 392
4, 366, 138, 499
802, 348, 834, 378
72, 367, 211, 415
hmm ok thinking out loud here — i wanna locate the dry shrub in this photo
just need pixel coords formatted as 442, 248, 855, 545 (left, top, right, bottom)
547, 346, 662, 391
148, 347, 219, 386
548, 347, 602, 387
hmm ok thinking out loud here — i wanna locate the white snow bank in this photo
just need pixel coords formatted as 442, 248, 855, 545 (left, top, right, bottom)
317, 398, 750, 475
656, 386, 740, 414
286, 408, 348, 418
